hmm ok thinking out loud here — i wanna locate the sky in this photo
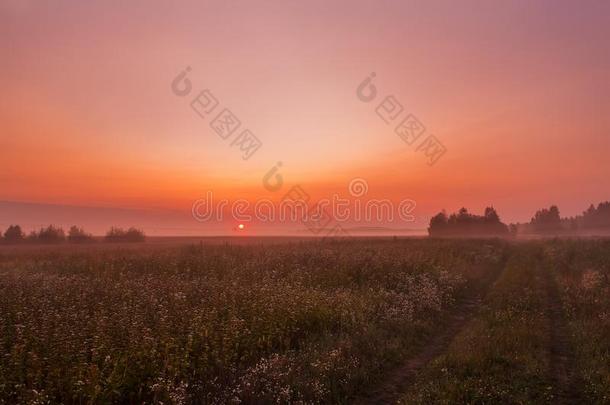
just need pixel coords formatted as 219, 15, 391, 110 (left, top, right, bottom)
1, 0, 609, 235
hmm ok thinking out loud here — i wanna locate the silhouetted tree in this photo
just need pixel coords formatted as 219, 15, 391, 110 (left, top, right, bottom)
429, 207, 509, 237
550, 206, 560, 222
530, 205, 562, 233
3, 225, 24, 243
125, 227, 146, 242
484, 207, 500, 223
581, 201, 610, 229
428, 211, 448, 236
37, 225, 66, 243
105, 227, 125, 242
68, 226, 94, 243
25, 231, 39, 243
105, 227, 145, 243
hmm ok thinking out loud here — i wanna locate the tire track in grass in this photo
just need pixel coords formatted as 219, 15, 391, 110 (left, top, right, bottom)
396, 246, 554, 404
354, 262, 506, 405
545, 268, 584, 404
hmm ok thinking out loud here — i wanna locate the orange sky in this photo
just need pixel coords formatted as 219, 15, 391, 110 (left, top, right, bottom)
1, 0, 609, 234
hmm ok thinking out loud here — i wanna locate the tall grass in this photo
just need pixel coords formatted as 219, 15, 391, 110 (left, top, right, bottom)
0, 239, 506, 403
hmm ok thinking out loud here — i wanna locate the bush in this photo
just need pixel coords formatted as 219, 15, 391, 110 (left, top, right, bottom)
3, 225, 24, 243
104, 227, 145, 243
37, 225, 66, 243
125, 227, 146, 242
68, 226, 95, 243
104, 227, 125, 243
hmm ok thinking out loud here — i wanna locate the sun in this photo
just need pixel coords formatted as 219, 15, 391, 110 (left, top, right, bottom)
237, 224, 245, 230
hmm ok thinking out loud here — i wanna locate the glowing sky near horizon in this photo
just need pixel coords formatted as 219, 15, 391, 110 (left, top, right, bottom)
1, 0, 610, 231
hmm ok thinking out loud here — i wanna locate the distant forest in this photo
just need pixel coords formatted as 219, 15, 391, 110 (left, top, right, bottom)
429, 201, 610, 237
0, 225, 145, 244
2, 202, 610, 242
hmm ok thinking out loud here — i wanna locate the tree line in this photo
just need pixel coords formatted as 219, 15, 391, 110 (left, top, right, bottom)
0, 225, 146, 244
428, 207, 509, 237
429, 200, 610, 236
520, 201, 610, 234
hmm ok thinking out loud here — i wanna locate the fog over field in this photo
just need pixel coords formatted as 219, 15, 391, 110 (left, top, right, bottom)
2, 0, 610, 403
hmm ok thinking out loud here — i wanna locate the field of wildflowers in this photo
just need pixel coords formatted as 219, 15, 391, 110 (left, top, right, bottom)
0, 238, 507, 404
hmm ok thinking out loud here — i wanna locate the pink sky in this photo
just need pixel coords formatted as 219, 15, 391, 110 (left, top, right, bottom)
1, 0, 609, 235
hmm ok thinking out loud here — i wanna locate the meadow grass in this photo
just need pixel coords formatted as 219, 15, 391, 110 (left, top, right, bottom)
545, 239, 610, 402
2, 238, 609, 404
400, 243, 554, 404
0, 239, 506, 404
